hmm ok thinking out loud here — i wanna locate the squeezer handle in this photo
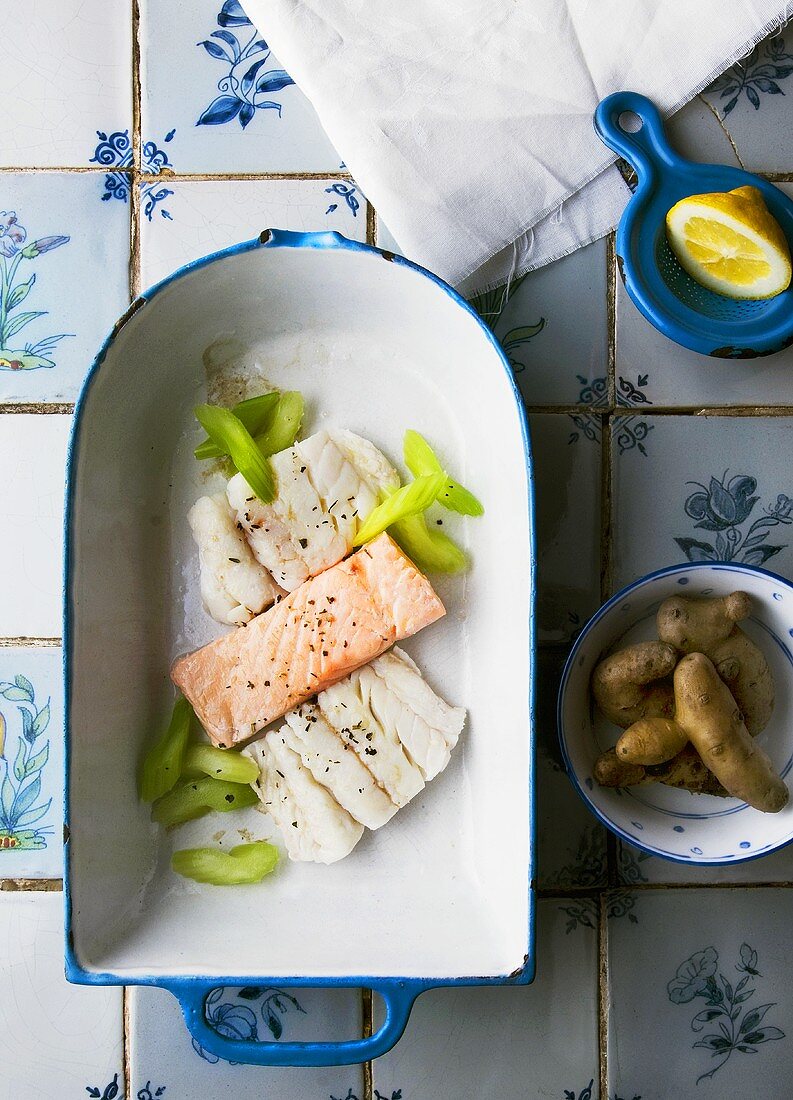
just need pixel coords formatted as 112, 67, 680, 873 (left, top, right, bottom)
594, 91, 685, 185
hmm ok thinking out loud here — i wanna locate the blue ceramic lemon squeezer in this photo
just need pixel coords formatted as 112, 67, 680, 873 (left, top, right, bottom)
594, 91, 793, 359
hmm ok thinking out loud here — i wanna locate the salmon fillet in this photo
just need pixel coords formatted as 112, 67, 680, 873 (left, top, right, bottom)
171, 533, 445, 747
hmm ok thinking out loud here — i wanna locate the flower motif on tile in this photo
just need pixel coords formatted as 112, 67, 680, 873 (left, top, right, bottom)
675, 471, 792, 565
707, 34, 793, 115
325, 182, 361, 218
90, 130, 175, 222
611, 1093, 642, 1099
0, 211, 70, 371
85, 1074, 120, 1099
555, 826, 607, 888
668, 942, 785, 1083
136, 1084, 166, 1100
0, 675, 52, 850
197, 0, 295, 130
607, 890, 639, 923
332, 1092, 401, 1100
564, 1080, 594, 1099
191, 985, 306, 1062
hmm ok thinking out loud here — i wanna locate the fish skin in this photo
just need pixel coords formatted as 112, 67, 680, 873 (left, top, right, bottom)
246, 732, 363, 864
282, 703, 398, 829
171, 533, 446, 747
188, 494, 282, 625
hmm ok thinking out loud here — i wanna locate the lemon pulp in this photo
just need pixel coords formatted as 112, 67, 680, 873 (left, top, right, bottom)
665, 185, 791, 300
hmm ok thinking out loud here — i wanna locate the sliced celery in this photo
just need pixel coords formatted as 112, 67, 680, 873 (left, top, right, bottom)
182, 743, 258, 785
152, 776, 258, 828
254, 390, 304, 456
172, 841, 279, 885
194, 393, 279, 460
139, 697, 193, 803
403, 429, 484, 516
391, 512, 468, 574
194, 404, 276, 503
353, 473, 446, 546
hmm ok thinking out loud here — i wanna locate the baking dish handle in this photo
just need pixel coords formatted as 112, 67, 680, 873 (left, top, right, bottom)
169, 981, 420, 1067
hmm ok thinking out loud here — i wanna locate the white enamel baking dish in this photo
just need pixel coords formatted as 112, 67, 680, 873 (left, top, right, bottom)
64, 230, 536, 1066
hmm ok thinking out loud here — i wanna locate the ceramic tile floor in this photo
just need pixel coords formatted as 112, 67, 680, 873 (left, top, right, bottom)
2, 4, 793, 1097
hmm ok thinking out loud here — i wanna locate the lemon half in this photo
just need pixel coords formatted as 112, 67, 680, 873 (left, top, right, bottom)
666, 185, 791, 300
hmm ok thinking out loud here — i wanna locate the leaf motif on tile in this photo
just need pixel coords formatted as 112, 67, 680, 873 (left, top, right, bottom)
668, 943, 785, 1083
0, 675, 52, 849
197, 2, 295, 131
674, 470, 792, 564
617, 843, 652, 885
554, 825, 607, 888
0, 210, 71, 372
607, 890, 640, 924
559, 896, 598, 934
136, 1084, 167, 1100
325, 181, 361, 219
330, 1091, 401, 1100
466, 274, 544, 372
563, 1080, 594, 1099
90, 131, 175, 222
706, 33, 793, 116
85, 1074, 121, 1100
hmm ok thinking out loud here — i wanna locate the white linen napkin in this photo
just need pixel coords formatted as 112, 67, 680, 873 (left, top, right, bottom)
244, 0, 793, 292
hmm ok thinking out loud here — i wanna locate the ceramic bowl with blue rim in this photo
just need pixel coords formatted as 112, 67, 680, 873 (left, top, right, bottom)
558, 562, 793, 865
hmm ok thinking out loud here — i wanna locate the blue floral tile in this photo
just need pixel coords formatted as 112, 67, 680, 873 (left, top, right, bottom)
140, 0, 341, 173
0, 646, 63, 878
129, 983, 364, 1098
0, 891, 123, 1093
372, 900, 599, 1099
702, 30, 793, 173
608, 888, 793, 1098
0, 172, 131, 402
139, 178, 366, 287
617, 835, 793, 886
0, 414, 70, 638
615, 188, 793, 410
0, 0, 131, 168
530, 413, 603, 645
611, 414, 793, 590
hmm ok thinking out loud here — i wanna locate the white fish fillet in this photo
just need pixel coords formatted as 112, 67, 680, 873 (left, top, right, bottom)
283, 704, 398, 829
226, 431, 399, 592
364, 647, 466, 780
245, 732, 363, 864
188, 494, 281, 625
318, 676, 426, 808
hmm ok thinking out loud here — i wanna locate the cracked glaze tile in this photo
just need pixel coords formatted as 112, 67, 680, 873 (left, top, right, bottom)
0, 647, 63, 878
372, 900, 598, 1100
0, 0, 131, 168
139, 178, 365, 287
0, 414, 70, 638
0, 892, 123, 1096
0, 172, 131, 403
608, 889, 793, 1099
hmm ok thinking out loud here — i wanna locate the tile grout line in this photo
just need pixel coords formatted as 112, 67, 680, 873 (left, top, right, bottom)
123, 986, 132, 1097
366, 202, 377, 248
0, 636, 61, 647
130, 0, 143, 299
362, 988, 373, 1100
0, 878, 62, 891
0, 404, 74, 415
597, 893, 609, 1099
0, 166, 356, 180
606, 232, 617, 408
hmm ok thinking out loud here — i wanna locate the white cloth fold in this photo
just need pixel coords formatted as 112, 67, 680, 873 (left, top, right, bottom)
244, 0, 793, 291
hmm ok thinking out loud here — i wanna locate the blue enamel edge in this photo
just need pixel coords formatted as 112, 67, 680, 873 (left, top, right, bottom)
62, 228, 536, 1066
594, 91, 793, 358
557, 560, 793, 867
